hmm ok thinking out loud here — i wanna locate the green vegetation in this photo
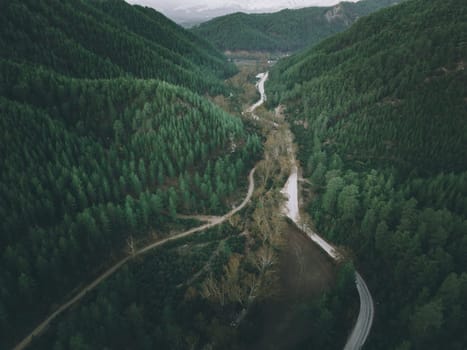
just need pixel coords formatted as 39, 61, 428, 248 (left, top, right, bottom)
26, 222, 355, 350
6, 0, 467, 347
268, 0, 467, 348
0, 0, 236, 95
191, 0, 404, 53
285, 262, 357, 350
28, 224, 247, 350
0, 1, 262, 348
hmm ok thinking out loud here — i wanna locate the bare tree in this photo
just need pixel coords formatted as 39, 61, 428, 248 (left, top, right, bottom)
252, 245, 277, 274
201, 274, 227, 307
126, 235, 135, 256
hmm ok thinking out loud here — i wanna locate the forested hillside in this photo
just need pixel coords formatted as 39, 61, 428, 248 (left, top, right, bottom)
191, 0, 404, 53
0, 0, 236, 95
0, 1, 262, 348
268, 0, 467, 348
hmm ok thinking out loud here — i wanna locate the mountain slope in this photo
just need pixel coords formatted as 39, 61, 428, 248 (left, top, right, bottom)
268, 0, 467, 348
269, 0, 467, 174
191, 0, 404, 52
0, 1, 262, 348
0, 0, 237, 94
91, 0, 231, 78
0, 60, 262, 349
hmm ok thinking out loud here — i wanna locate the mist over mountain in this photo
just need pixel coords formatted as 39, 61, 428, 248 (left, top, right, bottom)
191, 0, 404, 52
126, 0, 358, 25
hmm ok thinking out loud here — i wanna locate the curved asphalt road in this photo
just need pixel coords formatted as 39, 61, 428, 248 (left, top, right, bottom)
13, 168, 256, 350
343, 272, 375, 350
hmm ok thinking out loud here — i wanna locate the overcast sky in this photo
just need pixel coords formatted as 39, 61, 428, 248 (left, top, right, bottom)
125, 0, 356, 22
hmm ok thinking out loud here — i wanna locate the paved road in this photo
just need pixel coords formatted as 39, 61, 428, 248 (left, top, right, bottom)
13, 168, 256, 350
343, 272, 375, 350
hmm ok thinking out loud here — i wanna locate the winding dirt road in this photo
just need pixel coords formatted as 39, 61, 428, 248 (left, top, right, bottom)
247, 72, 269, 113
13, 168, 256, 350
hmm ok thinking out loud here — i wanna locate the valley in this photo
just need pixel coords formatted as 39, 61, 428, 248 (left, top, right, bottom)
1, 0, 466, 349
14, 59, 357, 350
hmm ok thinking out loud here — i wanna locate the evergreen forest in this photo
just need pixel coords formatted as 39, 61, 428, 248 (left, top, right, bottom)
0, 0, 262, 347
191, 0, 404, 53
2, 0, 467, 349
267, 0, 467, 348
0, 0, 236, 94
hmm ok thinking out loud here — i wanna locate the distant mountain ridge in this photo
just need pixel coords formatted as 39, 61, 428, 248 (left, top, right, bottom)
154, 0, 360, 25
191, 0, 404, 52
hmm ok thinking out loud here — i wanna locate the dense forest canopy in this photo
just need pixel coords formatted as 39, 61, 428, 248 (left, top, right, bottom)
191, 0, 405, 53
268, 0, 467, 348
0, 0, 237, 95
3, 0, 467, 348
0, 0, 262, 348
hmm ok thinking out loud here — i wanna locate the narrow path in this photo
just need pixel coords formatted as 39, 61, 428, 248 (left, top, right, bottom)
175, 214, 221, 224
177, 237, 228, 289
138, 168, 255, 256
13, 168, 256, 350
